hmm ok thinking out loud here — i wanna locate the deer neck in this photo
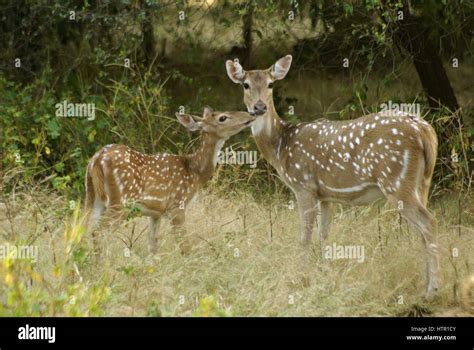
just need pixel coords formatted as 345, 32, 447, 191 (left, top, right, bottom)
251, 102, 287, 168
187, 132, 225, 185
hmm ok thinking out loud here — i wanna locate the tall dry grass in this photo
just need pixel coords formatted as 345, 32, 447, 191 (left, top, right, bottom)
1, 178, 472, 316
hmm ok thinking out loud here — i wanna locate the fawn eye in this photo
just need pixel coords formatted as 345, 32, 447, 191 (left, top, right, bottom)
219, 115, 228, 122
268, 82, 274, 89
243, 83, 250, 90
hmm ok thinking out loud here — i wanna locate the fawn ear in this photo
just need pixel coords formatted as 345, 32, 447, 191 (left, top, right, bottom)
270, 55, 292, 80
203, 106, 213, 118
175, 113, 201, 132
226, 59, 245, 83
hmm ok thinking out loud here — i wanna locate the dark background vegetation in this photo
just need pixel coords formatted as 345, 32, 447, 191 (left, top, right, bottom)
1, 0, 473, 199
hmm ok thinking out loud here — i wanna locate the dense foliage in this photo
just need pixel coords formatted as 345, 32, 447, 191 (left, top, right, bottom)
1, 0, 472, 196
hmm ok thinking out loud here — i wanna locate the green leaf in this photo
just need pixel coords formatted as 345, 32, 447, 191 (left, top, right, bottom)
46, 119, 61, 139
32, 136, 41, 146
88, 129, 96, 143
343, 3, 353, 15
54, 162, 65, 172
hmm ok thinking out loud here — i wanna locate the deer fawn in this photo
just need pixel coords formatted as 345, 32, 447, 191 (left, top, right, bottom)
84, 107, 256, 253
226, 55, 440, 299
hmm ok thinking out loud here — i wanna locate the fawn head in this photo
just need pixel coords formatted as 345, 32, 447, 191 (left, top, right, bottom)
225, 55, 292, 116
176, 107, 256, 139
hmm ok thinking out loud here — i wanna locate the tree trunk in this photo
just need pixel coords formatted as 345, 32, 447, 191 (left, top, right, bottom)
391, 1, 459, 113
141, 2, 156, 68
241, 1, 253, 66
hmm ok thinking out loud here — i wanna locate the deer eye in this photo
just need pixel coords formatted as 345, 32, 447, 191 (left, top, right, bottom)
243, 83, 250, 90
219, 115, 228, 122
268, 82, 274, 89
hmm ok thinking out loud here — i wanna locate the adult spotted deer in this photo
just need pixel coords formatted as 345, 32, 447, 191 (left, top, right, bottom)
84, 107, 255, 253
226, 55, 439, 298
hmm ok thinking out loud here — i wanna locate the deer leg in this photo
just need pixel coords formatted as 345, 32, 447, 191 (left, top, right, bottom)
100, 159, 126, 229
84, 169, 106, 254
85, 197, 106, 255
296, 191, 317, 248
418, 181, 431, 207
170, 210, 189, 254
317, 201, 331, 243
88, 199, 105, 230
394, 198, 439, 299
294, 191, 317, 287
148, 216, 160, 254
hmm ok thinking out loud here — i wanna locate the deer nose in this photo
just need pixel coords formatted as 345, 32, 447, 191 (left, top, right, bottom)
253, 101, 267, 115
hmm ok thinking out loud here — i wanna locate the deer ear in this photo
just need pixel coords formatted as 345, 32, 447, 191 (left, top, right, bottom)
226, 59, 245, 83
175, 113, 201, 132
203, 106, 213, 118
270, 55, 292, 80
